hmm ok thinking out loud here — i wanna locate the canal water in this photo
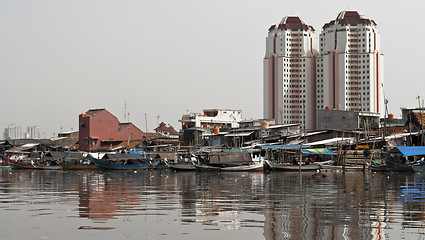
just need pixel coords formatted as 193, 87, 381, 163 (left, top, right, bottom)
0, 168, 424, 240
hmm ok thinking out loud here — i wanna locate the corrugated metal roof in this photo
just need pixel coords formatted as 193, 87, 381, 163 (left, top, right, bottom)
225, 131, 254, 137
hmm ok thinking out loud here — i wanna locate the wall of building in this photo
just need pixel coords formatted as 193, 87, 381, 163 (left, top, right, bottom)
263, 17, 318, 129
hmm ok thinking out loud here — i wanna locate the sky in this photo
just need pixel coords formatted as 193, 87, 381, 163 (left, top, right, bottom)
1, 0, 424, 138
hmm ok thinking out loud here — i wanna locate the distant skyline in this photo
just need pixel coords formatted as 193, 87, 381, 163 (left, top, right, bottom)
1, 0, 424, 138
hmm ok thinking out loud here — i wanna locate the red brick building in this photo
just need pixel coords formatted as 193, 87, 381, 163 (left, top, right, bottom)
79, 109, 144, 152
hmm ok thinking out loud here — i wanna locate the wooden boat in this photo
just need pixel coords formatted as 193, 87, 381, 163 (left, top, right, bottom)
385, 159, 414, 172
312, 170, 328, 179
386, 146, 425, 172
195, 150, 264, 171
58, 152, 97, 170
219, 160, 264, 171
91, 154, 159, 170
319, 164, 365, 170
166, 161, 197, 171
32, 161, 62, 170
8, 158, 35, 169
264, 160, 320, 171
369, 164, 387, 172
0, 155, 9, 167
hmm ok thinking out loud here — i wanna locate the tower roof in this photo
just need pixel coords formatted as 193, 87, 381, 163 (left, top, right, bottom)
323, 11, 377, 29
269, 16, 315, 32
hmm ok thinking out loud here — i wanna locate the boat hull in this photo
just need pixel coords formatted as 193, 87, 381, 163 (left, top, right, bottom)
412, 165, 425, 173
8, 159, 35, 169
265, 160, 320, 171
58, 163, 98, 170
92, 158, 158, 170
385, 160, 414, 172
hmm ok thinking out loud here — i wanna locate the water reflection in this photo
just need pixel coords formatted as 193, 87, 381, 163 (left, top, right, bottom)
1, 169, 425, 239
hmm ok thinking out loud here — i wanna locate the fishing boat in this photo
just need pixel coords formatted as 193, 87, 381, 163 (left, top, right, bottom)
264, 160, 321, 171
8, 155, 35, 169
369, 164, 387, 172
58, 152, 97, 170
195, 150, 264, 172
385, 146, 425, 172
31, 161, 62, 170
91, 153, 159, 170
264, 148, 335, 171
164, 153, 198, 171
0, 155, 10, 168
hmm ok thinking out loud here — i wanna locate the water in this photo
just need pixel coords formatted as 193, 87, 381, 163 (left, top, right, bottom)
0, 168, 425, 240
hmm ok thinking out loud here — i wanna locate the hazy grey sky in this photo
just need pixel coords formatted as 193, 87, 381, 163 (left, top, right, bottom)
1, 0, 424, 138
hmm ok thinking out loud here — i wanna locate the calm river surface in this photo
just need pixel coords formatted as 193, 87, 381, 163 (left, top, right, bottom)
0, 168, 424, 240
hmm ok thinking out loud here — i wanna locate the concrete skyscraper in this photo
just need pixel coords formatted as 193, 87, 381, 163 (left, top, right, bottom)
263, 17, 318, 129
264, 11, 383, 130
317, 11, 384, 114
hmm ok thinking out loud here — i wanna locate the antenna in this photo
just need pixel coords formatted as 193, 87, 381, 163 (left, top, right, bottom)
145, 113, 148, 132
124, 99, 127, 122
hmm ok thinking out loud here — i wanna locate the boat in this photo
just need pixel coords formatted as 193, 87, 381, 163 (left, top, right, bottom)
0, 155, 10, 168
31, 161, 62, 170
312, 170, 328, 179
8, 159, 35, 169
165, 160, 197, 171
369, 164, 387, 172
91, 153, 159, 170
219, 160, 264, 171
385, 146, 425, 172
57, 152, 97, 170
265, 160, 320, 171
264, 148, 336, 171
164, 153, 199, 171
319, 163, 365, 170
195, 150, 264, 172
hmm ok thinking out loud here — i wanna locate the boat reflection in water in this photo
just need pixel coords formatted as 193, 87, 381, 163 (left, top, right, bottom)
0, 168, 425, 239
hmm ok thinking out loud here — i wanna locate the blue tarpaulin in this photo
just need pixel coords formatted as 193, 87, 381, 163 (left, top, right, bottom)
302, 148, 335, 155
389, 146, 425, 157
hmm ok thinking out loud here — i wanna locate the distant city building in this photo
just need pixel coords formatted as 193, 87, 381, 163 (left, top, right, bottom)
79, 109, 144, 152
317, 11, 383, 114
3, 125, 22, 140
26, 126, 41, 139
263, 16, 319, 129
180, 109, 242, 132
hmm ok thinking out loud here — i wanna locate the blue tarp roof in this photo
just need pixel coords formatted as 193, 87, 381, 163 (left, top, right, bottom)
302, 148, 335, 155
254, 144, 309, 150
389, 146, 425, 157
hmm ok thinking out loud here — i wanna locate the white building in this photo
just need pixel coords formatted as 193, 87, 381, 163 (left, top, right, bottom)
180, 109, 242, 132
263, 16, 319, 130
317, 11, 384, 114
26, 126, 41, 139
3, 125, 22, 140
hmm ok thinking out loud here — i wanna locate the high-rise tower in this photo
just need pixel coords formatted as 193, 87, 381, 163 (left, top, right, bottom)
317, 11, 384, 113
263, 17, 318, 129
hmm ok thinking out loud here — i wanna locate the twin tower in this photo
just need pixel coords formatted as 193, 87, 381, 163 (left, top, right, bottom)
263, 11, 383, 130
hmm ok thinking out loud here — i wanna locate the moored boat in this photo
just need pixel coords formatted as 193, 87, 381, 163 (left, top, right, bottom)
265, 160, 320, 171
91, 153, 159, 170
31, 161, 62, 170
195, 150, 264, 171
385, 146, 425, 172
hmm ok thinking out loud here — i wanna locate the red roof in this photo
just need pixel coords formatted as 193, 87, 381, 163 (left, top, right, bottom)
270, 16, 314, 32
323, 11, 377, 29
154, 122, 179, 135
